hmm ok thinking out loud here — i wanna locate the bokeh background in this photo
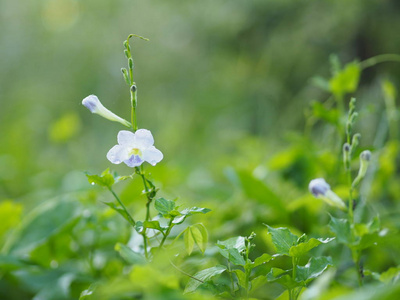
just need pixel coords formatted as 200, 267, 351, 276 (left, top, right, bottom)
1, 0, 400, 299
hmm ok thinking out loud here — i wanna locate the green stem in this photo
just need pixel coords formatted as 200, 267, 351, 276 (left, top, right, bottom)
360, 54, 400, 70
108, 187, 136, 227
169, 259, 204, 283
159, 218, 174, 249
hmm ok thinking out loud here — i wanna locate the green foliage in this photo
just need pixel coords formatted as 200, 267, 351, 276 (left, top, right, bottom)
184, 266, 227, 294
85, 168, 115, 188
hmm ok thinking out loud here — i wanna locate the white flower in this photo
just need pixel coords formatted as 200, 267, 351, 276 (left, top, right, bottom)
82, 95, 131, 128
309, 178, 346, 210
107, 130, 163, 167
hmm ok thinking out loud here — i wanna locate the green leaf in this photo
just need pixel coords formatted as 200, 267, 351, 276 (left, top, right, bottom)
3, 197, 80, 255
172, 207, 211, 224
329, 60, 360, 98
289, 237, 335, 258
154, 198, 175, 216
295, 256, 332, 284
328, 216, 352, 244
217, 236, 246, 252
193, 223, 208, 254
265, 225, 298, 255
86, 168, 115, 188
115, 243, 146, 265
311, 101, 340, 125
253, 253, 274, 268
217, 236, 246, 265
184, 265, 227, 294
267, 268, 299, 289
184, 227, 195, 255
233, 269, 247, 289
378, 267, 400, 284
250, 276, 268, 292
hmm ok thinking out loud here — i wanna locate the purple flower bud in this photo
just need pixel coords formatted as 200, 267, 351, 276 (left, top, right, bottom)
309, 178, 330, 197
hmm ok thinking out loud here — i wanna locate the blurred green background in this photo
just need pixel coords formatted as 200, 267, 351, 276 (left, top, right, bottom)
1, 0, 399, 200
1, 0, 400, 299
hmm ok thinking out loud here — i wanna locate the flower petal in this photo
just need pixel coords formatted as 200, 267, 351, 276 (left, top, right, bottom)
124, 155, 144, 167
118, 130, 136, 146
134, 129, 154, 148
107, 145, 130, 164
82, 95, 102, 113
142, 146, 163, 166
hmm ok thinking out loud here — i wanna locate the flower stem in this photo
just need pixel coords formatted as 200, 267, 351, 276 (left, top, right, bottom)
108, 187, 136, 227
159, 218, 174, 249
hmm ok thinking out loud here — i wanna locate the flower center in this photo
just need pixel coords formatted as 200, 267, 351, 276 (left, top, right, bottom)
129, 148, 142, 157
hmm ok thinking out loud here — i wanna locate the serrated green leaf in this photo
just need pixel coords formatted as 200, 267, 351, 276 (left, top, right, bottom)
328, 216, 352, 244
184, 265, 227, 294
295, 256, 332, 284
115, 243, 146, 265
266, 226, 298, 255
154, 198, 175, 216
217, 236, 246, 265
289, 237, 335, 258
253, 253, 273, 268
217, 236, 246, 252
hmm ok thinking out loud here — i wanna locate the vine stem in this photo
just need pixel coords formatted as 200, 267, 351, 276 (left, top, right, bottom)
159, 218, 174, 249
108, 187, 136, 227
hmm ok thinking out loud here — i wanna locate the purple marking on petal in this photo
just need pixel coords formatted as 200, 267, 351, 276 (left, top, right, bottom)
308, 178, 330, 197
124, 155, 144, 167
82, 95, 100, 113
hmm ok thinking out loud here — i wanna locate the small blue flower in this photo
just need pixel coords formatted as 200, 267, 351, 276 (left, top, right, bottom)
82, 95, 131, 128
107, 130, 163, 167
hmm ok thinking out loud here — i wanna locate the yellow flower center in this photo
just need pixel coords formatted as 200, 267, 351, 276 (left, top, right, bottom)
129, 148, 142, 157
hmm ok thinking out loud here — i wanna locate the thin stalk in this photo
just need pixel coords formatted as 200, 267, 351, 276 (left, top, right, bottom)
108, 187, 136, 227
159, 218, 174, 249
169, 259, 204, 283
360, 54, 400, 70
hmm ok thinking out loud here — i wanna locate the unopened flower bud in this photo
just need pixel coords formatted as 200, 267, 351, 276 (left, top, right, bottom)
352, 150, 372, 188
360, 150, 371, 162
128, 58, 133, 70
309, 178, 346, 210
124, 50, 130, 59
82, 95, 132, 128
121, 68, 130, 85
343, 143, 351, 170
